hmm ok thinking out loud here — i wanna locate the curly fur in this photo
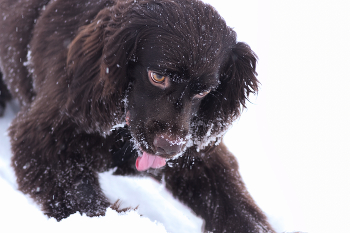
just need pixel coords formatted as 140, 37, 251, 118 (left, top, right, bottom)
0, 0, 274, 232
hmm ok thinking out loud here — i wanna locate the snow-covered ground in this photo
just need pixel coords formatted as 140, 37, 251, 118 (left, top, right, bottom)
1, 0, 350, 232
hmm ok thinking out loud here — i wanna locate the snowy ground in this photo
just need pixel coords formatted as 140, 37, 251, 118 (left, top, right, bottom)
1, 0, 350, 232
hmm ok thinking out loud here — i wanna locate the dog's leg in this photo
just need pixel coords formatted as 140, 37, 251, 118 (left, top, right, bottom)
9, 107, 113, 220
159, 143, 275, 233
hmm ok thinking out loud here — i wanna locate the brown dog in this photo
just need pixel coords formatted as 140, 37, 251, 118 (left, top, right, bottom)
0, 0, 274, 232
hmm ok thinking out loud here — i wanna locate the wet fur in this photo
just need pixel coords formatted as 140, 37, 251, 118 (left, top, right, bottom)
0, 0, 274, 232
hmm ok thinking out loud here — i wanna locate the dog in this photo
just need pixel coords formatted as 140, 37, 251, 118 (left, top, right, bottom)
0, 0, 275, 232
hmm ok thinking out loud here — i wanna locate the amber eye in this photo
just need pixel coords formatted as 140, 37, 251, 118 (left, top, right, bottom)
150, 72, 166, 83
194, 90, 211, 99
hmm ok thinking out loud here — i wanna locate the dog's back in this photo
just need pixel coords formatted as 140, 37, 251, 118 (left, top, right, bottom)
0, 0, 112, 108
0, 0, 50, 106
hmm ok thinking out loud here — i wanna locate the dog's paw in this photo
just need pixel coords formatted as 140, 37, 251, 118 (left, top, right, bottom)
111, 200, 138, 213
83, 199, 110, 217
74, 178, 110, 217
43, 199, 77, 221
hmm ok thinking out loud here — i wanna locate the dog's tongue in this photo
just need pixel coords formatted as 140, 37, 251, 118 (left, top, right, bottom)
135, 152, 166, 171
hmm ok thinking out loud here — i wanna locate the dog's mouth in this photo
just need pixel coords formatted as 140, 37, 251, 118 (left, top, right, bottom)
125, 111, 188, 171
135, 137, 187, 171
135, 151, 167, 171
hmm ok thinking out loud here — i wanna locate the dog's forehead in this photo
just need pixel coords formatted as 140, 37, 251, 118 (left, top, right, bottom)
137, 34, 223, 84
129, 0, 234, 80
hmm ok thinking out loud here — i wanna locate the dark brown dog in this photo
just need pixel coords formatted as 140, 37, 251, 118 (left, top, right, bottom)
0, 0, 275, 232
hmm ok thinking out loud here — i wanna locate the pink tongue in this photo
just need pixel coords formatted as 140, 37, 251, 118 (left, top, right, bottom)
135, 152, 166, 171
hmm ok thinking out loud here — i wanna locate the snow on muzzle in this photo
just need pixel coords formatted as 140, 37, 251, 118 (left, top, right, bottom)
135, 134, 187, 171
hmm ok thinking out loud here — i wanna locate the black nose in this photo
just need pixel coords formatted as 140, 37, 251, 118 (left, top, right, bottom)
153, 135, 183, 157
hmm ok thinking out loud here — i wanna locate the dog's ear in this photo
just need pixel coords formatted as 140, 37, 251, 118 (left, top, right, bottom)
65, 6, 137, 133
195, 37, 259, 144
217, 40, 259, 118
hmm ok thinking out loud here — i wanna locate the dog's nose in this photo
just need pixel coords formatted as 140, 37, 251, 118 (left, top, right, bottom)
153, 135, 183, 157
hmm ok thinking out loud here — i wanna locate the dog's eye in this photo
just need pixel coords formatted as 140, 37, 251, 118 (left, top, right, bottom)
194, 90, 211, 99
148, 70, 170, 90
150, 72, 165, 83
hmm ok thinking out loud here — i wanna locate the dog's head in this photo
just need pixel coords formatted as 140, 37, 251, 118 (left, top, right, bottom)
66, 0, 258, 170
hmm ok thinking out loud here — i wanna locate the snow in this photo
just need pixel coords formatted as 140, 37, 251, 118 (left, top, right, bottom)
0, 173, 167, 232
1, 0, 350, 233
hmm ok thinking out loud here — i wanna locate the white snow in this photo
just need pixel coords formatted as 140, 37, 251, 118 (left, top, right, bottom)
1, 0, 350, 233
0, 172, 167, 232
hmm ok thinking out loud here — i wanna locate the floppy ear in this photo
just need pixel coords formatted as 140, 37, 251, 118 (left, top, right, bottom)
195, 37, 259, 145
65, 6, 137, 133
217, 41, 259, 118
